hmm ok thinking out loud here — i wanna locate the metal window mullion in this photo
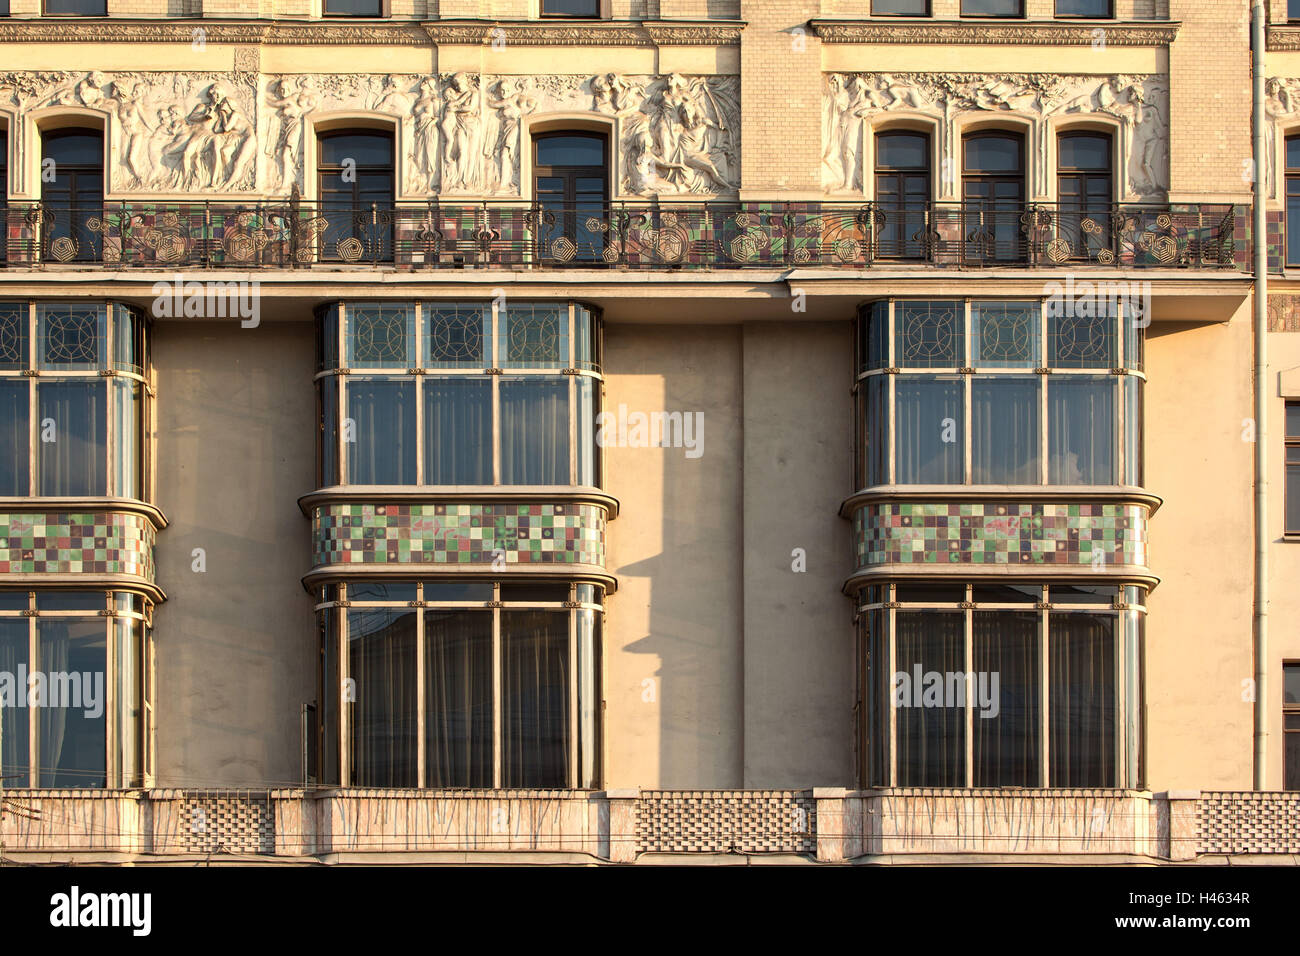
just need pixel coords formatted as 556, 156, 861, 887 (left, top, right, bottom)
887, 376, 896, 485
1040, 599, 1050, 787
492, 592, 502, 789
568, 372, 576, 486
964, 597, 974, 788
491, 301, 501, 485
416, 598, 426, 789
28, 372, 36, 497
568, 597, 578, 789
1115, 373, 1125, 488
339, 593, 350, 787
1113, 611, 1124, 787
105, 615, 116, 789
964, 373, 973, 485
415, 302, 424, 486
28, 613, 36, 787
1039, 373, 1049, 485
887, 596, 897, 788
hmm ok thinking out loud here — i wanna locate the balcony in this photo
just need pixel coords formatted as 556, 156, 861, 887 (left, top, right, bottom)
0, 201, 1244, 272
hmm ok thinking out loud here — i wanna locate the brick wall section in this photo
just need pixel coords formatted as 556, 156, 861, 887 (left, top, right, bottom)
739, 0, 821, 195
1167, 0, 1252, 202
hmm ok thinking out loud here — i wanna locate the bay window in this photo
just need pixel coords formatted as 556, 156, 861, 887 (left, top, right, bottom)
316, 301, 602, 489
0, 589, 154, 789
0, 302, 149, 499
858, 582, 1145, 788
855, 299, 1144, 488
315, 580, 603, 789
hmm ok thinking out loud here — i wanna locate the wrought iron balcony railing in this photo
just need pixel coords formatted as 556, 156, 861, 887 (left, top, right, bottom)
0, 200, 1243, 271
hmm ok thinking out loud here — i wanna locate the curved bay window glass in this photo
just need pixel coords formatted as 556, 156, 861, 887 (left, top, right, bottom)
317, 130, 394, 263
41, 129, 103, 264
315, 580, 603, 789
316, 301, 602, 489
0, 589, 154, 789
874, 131, 930, 260
962, 131, 1025, 263
0, 302, 149, 499
533, 133, 608, 265
857, 583, 1144, 788
855, 299, 1144, 488
1058, 132, 1113, 261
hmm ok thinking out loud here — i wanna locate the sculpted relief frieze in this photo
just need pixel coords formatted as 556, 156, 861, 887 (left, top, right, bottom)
822, 72, 1170, 202
0, 69, 740, 199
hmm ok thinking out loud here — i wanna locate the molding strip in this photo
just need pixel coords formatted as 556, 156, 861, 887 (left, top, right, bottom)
808, 18, 1179, 47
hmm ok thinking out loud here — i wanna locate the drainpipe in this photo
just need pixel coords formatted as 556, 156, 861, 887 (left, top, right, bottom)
1252, 0, 1269, 792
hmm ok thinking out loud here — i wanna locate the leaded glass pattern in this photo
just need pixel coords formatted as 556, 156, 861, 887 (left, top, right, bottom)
426, 304, 488, 368
1049, 310, 1117, 369
38, 304, 105, 369
896, 300, 962, 369
971, 300, 1039, 368
0, 303, 25, 370
346, 303, 414, 369
501, 305, 566, 368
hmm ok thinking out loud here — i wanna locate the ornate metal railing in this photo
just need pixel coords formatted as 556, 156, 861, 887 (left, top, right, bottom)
0, 200, 1242, 271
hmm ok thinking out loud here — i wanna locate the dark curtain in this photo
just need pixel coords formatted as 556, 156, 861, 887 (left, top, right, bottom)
500, 378, 569, 485
37, 618, 105, 788
1050, 612, 1116, 787
895, 376, 963, 484
346, 378, 415, 485
37, 381, 106, 496
973, 610, 1039, 787
423, 609, 492, 788
501, 610, 570, 788
424, 378, 492, 485
1048, 377, 1114, 485
895, 611, 964, 787
348, 608, 417, 787
972, 377, 1039, 484
0, 621, 28, 786
0, 381, 28, 495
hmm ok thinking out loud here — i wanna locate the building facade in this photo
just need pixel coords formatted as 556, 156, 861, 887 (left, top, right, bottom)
0, 0, 1296, 863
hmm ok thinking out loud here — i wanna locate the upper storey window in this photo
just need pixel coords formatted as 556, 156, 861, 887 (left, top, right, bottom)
316, 301, 602, 489
41, 129, 103, 265
0, 302, 148, 499
44, 1, 106, 13
317, 130, 394, 263
1056, 0, 1112, 16
961, 0, 1023, 16
874, 132, 931, 260
1058, 131, 1114, 261
1287, 136, 1300, 267
541, 0, 601, 16
963, 131, 1026, 263
872, 0, 929, 13
0, 129, 7, 265
324, 0, 383, 14
533, 132, 609, 265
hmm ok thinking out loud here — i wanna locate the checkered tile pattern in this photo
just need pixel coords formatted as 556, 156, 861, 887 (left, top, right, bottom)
0, 511, 156, 581
1197, 792, 1300, 855
854, 501, 1149, 569
178, 793, 275, 855
312, 502, 606, 568
637, 791, 816, 855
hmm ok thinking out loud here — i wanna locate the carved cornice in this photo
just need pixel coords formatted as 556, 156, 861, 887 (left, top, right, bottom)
1267, 26, 1300, 50
808, 18, 1180, 47
423, 19, 744, 47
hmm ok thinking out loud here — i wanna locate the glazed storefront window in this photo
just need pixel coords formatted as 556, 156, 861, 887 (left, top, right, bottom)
0, 589, 154, 789
315, 301, 601, 488
0, 302, 149, 499
315, 580, 603, 790
856, 299, 1144, 488
857, 582, 1144, 789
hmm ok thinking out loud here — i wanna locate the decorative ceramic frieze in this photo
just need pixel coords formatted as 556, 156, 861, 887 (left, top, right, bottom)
0, 511, 157, 583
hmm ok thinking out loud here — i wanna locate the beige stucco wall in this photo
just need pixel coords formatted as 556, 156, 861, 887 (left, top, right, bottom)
152, 319, 317, 789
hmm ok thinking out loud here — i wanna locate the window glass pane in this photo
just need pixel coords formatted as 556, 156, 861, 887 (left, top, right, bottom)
0, 592, 29, 611
346, 303, 413, 369
962, 0, 1022, 15
319, 607, 339, 785
40, 132, 101, 164
896, 300, 962, 368
37, 617, 106, 788
971, 300, 1039, 367
972, 583, 1041, 604
873, 0, 928, 11
317, 304, 340, 371
972, 377, 1039, 484
320, 133, 392, 166
347, 607, 417, 786
859, 376, 889, 488
501, 609, 570, 788
423, 581, 495, 603
38, 381, 107, 496
500, 305, 566, 368
862, 609, 888, 786
112, 305, 143, 375
1124, 376, 1144, 486
1049, 376, 1115, 485
345, 378, 416, 484
424, 378, 492, 485
1059, 134, 1111, 169
1285, 664, 1300, 705
38, 304, 106, 370
895, 582, 966, 603
113, 379, 143, 499
1050, 584, 1119, 605
1288, 726, 1300, 791
426, 303, 488, 368
576, 376, 599, 488
1049, 310, 1117, 368
325, 0, 383, 12
974, 610, 1040, 786
0, 381, 29, 496
348, 581, 417, 603
1287, 403, 1300, 439
500, 377, 570, 485
964, 135, 1023, 171
1049, 612, 1116, 787
37, 591, 104, 611
1289, 136, 1300, 169
499, 583, 570, 603
535, 134, 604, 165
1288, 465, 1300, 534
115, 617, 142, 787
577, 608, 601, 788
319, 376, 338, 487
876, 133, 929, 169
895, 611, 965, 786
0, 302, 27, 370
0, 619, 29, 786
424, 609, 493, 788
895, 375, 963, 484
861, 301, 889, 371
574, 307, 599, 371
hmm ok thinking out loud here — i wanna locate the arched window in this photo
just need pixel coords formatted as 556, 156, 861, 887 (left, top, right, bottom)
533, 132, 609, 265
1058, 131, 1113, 260
962, 130, 1025, 263
874, 131, 931, 260
317, 129, 394, 263
41, 129, 103, 264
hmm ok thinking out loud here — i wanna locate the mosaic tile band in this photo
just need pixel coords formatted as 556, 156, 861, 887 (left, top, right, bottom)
0, 511, 157, 581
853, 501, 1149, 569
313, 502, 607, 569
